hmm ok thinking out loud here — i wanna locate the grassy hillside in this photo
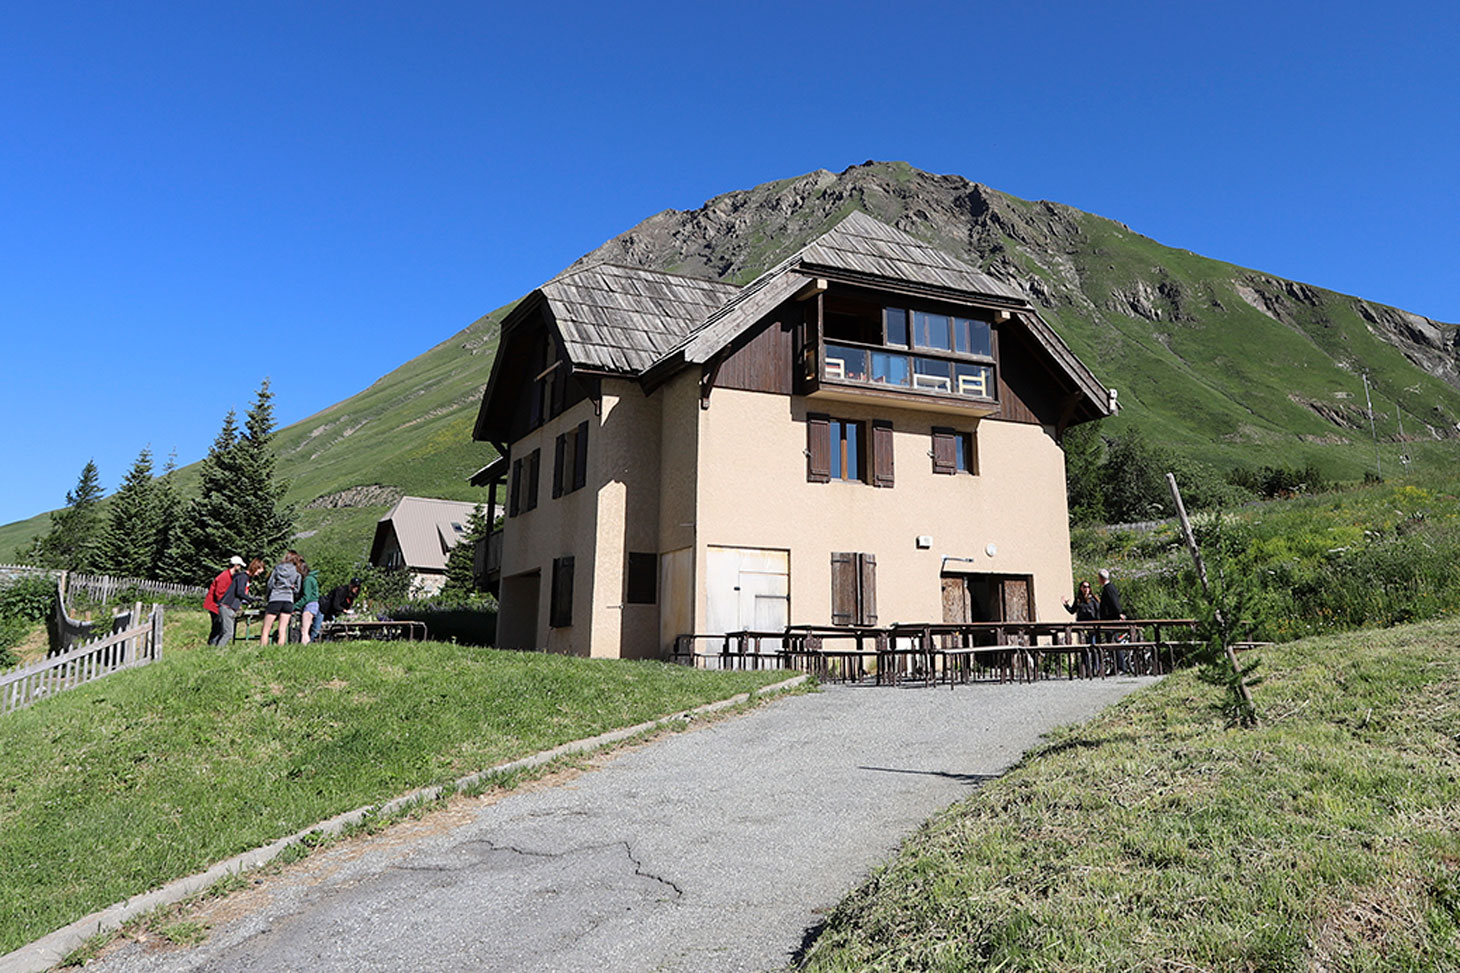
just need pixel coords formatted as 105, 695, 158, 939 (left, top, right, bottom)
4, 163, 1457, 565
798, 616, 1460, 971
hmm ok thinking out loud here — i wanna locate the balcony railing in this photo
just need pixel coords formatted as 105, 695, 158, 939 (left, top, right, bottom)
823, 342, 994, 401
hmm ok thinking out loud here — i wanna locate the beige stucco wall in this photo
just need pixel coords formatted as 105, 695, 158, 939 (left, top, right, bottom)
496, 380, 668, 658
497, 397, 604, 656
692, 387, 1074, 634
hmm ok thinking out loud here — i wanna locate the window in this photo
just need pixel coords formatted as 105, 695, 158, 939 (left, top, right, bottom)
932, 427, 978, 475
830, 419, 863, 481
553, 420, 589, 498
550, 556, 574, 627
625, 552, 657, 605
830, 552, 877, 626
808, 415, 893, 486
817, 299, 996, 403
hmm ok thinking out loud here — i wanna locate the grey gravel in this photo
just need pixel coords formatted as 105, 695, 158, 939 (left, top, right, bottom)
87, 677, 1151, 973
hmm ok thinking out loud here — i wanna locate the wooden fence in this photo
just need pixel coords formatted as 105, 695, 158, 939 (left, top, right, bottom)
2, 604, 164, 715
0, 564, 204, 604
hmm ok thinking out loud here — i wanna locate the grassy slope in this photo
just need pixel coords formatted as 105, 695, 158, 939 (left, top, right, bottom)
0, 610, 789, 954
798, 616, 1460, 972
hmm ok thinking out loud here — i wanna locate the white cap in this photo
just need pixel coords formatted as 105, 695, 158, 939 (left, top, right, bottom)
229, 555, 245, 567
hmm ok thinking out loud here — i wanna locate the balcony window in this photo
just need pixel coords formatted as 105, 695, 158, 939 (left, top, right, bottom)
953, 316, 993, 357
813, 299, 997, 404
824, 343, 869, 383
870, 350, 911, 387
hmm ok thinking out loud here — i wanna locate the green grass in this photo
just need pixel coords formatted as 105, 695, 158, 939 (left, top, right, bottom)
1073, 470, 1460, 642
796, 616, 1460, 972
0, 610, 789, 954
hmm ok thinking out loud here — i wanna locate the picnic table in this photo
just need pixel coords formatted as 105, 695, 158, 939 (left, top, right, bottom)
319, 618, 430, 642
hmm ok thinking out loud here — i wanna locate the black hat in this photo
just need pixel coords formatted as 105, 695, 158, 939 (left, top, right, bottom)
350, 577, 362, 586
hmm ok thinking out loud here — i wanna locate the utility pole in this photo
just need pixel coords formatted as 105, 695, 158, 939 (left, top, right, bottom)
1362, 372, 1381, 479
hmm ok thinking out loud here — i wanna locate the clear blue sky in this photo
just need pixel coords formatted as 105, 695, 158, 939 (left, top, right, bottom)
3, 0, 1456, 529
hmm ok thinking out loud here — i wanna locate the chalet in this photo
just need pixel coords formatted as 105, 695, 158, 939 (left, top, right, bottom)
369, 496, 480, 596
471, 211, 1112, 658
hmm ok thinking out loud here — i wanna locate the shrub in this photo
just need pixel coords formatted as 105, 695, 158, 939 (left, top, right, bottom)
0, 575, 56, 622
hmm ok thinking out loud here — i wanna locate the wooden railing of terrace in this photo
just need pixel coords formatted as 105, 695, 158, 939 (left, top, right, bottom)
2, 605, 164, 715
672, 619, 1211, 686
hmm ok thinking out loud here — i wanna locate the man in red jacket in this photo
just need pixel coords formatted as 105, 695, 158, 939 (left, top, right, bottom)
205, 556, 245, 645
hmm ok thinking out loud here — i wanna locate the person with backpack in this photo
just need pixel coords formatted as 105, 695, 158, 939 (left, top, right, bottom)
260, 551, 302, 646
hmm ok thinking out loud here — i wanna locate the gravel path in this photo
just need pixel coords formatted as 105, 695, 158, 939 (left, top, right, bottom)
88, 677, 1152, 973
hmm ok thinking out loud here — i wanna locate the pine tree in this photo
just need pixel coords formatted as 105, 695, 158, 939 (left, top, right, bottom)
100, 447, 161, 578
161, 380, 295, 583
31, 460, 105, 571
441, 504, 491, 600
160, 411, 244, 583
235, 379, 294, 556
151, 450, 181, 578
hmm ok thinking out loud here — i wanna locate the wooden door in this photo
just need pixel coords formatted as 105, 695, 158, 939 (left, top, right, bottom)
1001, 578, 1031, 623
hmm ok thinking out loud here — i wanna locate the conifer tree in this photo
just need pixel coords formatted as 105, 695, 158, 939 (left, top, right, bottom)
235, 379, 294, 556
160, 411, 244, 583
161, 381, 295, 583
441, 504, 491, 600
29, 460, 105, 571
100, 447, 160, 578
151, 450, 181, 577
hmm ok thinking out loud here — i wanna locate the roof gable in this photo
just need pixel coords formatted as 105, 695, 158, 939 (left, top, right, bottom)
369, 496, 480, 572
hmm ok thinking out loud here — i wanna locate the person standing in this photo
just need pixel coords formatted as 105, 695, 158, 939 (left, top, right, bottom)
260, 552, 302, 646
294, 560, 321, 644
1098, 567, 1129, 673
1062, 579, 1100, 677
204, 556, 245, 646
218, 558, 264, 645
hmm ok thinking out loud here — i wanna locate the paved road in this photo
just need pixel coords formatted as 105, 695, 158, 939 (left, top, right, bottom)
90, 678, 1151, 973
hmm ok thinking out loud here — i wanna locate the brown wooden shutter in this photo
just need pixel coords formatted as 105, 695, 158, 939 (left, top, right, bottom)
807, 413, 831, 483
574, 420, 589, 491
526, 449, 540, 511
831, 551, 856, 626
931, 427, 957, 475
509, 458, 522, 516
553, 433, 566, 498
857, 553, 878, 626
871, 420, 894, 488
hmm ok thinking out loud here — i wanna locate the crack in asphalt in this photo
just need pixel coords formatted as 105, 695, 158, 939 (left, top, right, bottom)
387, 839, 685, 900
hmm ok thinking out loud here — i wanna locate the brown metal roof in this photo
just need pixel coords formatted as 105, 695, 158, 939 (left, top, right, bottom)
369, 496, 481, 573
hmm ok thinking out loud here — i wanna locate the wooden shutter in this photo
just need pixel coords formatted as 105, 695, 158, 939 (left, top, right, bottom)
526, 449, 540, 511
807, 413, 831, 483
858, 553, 878, 626
574, 420, 589, 492
831, 551, 856, 626
871, 420, 894, 488
509, 458, 522, 516
553, 433, 566, 498
931, 427, 957, 475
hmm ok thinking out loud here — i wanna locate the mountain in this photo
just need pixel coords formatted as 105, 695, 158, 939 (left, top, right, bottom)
5, 162, 1458, 565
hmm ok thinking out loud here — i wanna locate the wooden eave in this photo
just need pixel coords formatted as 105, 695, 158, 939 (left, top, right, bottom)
472, 292, 558, 443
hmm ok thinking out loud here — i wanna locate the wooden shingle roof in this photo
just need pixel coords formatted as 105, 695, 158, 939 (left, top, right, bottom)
538, 264, 741, 374
799, 209, 1024, 301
